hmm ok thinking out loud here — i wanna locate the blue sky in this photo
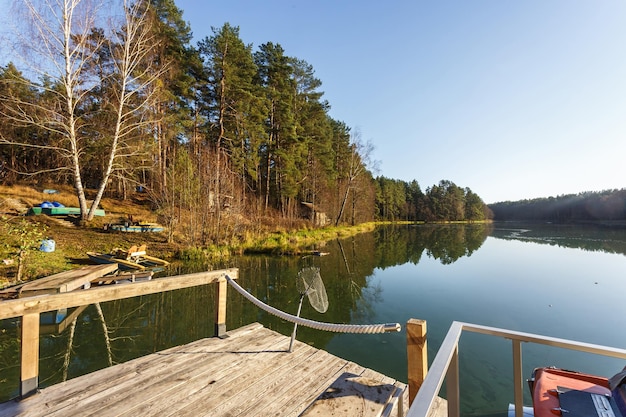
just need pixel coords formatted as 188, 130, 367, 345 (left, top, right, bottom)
174, 0, 626, 203
2, 1, 624, 203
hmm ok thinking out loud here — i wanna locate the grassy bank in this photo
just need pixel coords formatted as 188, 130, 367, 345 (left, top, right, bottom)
177, 222, 377, 260
0, 184, 379, 285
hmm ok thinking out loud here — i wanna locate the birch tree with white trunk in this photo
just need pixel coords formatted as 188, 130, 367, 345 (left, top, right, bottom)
335, 129, 377, 226
0, 0, 159, 221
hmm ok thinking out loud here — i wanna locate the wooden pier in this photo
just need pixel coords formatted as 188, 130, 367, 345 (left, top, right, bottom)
0, 268, 446, 417
0, 322, 407, 417
0, 264, 118, 298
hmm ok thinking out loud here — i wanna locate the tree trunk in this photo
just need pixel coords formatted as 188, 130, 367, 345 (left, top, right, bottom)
16, 250, 26, 282
336, 182, 350, 226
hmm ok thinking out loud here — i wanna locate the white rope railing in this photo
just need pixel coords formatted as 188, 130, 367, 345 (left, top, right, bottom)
225, 275, 401, 334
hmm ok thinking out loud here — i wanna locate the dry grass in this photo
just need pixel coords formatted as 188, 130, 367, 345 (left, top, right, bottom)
0, 184, 378, 284
0, 184, 171, 284
0, 184, 157, 222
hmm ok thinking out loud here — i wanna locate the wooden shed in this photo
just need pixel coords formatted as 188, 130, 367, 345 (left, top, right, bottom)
300, 202, 330, 226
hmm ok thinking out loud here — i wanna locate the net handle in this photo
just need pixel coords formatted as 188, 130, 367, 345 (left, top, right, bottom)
225, 275, 401, 334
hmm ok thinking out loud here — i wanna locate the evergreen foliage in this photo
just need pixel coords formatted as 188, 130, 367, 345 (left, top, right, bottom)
0, 1, 493, 241
489, 189, 626, 222
374, 177, 492, 222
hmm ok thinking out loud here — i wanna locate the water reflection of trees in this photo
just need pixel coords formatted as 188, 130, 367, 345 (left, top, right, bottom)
0, 224, 495, 401
491, 223, 626, 256
0, 322, 19, 401
224, 253, 372, 349
29, 284, 217, 399
375, 224, 492, 266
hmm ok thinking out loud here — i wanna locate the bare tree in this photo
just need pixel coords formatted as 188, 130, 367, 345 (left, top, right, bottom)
87, 0, 160, 220
335, 129, 378, 226
0, 0, 159, 221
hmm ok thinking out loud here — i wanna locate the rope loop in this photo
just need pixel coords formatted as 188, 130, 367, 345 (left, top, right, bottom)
225, 275, 401, 334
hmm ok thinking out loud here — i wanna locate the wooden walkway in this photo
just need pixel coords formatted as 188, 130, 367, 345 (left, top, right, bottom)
0, 264, 118, 299
0, 323, 409, 417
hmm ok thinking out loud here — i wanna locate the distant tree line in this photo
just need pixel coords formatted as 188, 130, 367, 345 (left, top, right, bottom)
0, 0, 491, 244
374, 178, 493, 222
489, 189, 626, 222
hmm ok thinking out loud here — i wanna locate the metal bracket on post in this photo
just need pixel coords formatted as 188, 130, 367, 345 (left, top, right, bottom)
215, 323, 228, 339
21, 377, 38, 399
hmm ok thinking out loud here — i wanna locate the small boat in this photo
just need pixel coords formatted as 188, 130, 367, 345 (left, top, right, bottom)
28, 206, 105, 216
87, 245, 169, 271
529, 367, 626, 417
108, 222, 164, 233
87, 252, 147, 270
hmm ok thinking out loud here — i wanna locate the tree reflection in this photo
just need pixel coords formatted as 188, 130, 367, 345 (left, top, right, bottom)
0, 224, 496, 402
491, 223, 626, 256
375, 224, 492, 266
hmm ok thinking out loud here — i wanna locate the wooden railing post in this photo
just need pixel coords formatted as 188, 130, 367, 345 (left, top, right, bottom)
215, 277, 228, 338
407, 318, 428, 406
20, 313, 40, 398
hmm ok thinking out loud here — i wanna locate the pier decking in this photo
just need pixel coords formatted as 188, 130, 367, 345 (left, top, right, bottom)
0, 264, 118, 299
0, 323, 407, 417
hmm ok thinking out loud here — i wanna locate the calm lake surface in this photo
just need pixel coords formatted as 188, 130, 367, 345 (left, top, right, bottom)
2, 223, 626, 416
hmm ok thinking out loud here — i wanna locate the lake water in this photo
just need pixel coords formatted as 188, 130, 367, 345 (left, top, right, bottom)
1, 223, 626, 416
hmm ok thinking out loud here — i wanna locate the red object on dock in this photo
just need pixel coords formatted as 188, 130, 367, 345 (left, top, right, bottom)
529, 367, 615, 417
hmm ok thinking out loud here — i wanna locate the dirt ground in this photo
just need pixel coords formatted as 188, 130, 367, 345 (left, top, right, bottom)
0, 184, 177, 285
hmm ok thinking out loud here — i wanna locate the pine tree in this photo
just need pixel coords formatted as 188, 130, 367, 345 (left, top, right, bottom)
197, 23, 265, 212
254, 42, 297, 214
143, 0, 195, 192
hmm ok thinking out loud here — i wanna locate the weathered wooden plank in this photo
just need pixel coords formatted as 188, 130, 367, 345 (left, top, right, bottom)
382, 384, 407, 417
56, 326, 269, 416
168, 334, 310, 416
101, 328, 288, 417
265, 353, 363, 416
19, 264, 118, 294
361, 367, 408, 417
300, 372, 397, 417
147, 342, 312, 416
13, 338, 218, 416
0, 323, 405, 417
232, 343, 350, 417
292, 361, 382, 415
362, 367, 394, 383
3, 323, 263, 417
0, 269, 238, 320
190, 343, 321, 416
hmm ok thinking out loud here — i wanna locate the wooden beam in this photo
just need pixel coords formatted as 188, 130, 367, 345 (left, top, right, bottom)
18, 264, 118, 295
40, 305, 88, 335
407, 318, 428, 406
20, 313, 39, 398
215, 277, 228, 338
0, 269, 239, 320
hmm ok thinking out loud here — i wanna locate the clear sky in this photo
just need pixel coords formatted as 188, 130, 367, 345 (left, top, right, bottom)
172, 0, 626, 203
2, 1, 625, 203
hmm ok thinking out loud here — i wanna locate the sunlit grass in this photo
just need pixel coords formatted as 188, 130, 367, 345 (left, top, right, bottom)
0, 184, 384, 282
0, 183, 159, 226
239, 222, 377, 255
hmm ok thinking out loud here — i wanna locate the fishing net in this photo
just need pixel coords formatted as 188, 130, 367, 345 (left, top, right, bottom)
296, 267, 328, 313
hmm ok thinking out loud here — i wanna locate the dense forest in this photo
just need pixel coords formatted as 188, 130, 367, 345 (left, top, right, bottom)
375, 177, 492, 222
0, 0, 491, 245
489, 189, 626, 223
